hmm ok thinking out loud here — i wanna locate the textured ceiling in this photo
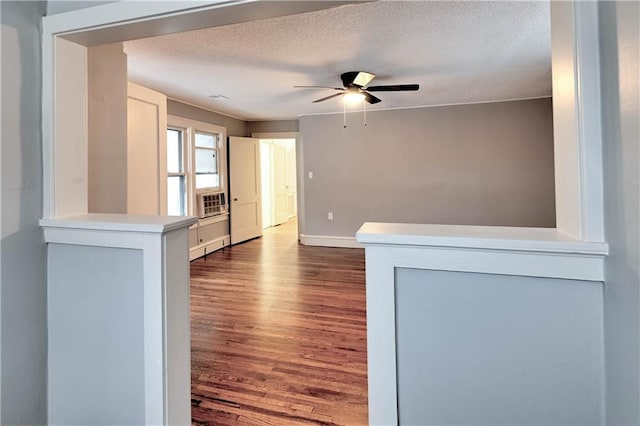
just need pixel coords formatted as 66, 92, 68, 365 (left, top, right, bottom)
124, 1, 551, 121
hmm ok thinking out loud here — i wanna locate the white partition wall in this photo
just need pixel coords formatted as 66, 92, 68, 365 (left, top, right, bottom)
41, 215, 196, 425
357, 223, 608, 425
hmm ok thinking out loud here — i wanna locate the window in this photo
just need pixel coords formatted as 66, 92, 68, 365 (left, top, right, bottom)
194, 132, 219, 190
166, 117, 227, 216
167, 128, 187, 216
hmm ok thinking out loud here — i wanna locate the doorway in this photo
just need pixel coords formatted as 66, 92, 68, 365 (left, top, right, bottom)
259, 138, 297, 230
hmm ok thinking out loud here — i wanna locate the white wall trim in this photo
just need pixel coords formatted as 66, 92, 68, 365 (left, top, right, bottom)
167, 96, 248, 121
42, 26, 54, 218
573, 1, 605, 242
296, 95, 552, 118
299, 234, 363, 249
551, 1, 605, 241
357, 223, 608, 282
189, 234, 229, 261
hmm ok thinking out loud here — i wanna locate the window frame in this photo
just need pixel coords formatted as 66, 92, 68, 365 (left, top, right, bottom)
166, 126, 188, 216
166, 115, 227, 217
193, 130, 221, 194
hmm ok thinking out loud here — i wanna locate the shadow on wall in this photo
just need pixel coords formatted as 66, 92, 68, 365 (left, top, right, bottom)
1, 1, 48, 424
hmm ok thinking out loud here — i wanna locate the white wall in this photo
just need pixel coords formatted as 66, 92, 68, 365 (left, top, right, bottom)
300, 98, 556, 238
600, 1, 640, 424
1, 1, 48, 424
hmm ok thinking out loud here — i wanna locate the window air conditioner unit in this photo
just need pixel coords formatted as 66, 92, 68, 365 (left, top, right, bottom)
197, 192, 227, 219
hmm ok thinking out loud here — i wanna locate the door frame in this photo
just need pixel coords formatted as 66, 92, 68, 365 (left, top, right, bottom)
42, 3, 605, 241
252, 132, 301, 236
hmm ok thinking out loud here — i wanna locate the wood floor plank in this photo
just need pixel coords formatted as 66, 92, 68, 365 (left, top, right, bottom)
191, 220, 368, 425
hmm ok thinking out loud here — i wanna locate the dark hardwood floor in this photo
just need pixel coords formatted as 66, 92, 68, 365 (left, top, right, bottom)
190, 220, 368, 425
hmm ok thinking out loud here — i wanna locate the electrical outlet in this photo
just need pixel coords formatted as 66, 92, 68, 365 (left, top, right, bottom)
328, 212, 333, 220
308, 171, 314, 179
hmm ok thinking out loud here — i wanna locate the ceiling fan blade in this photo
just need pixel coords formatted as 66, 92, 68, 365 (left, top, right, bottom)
366, 84, 420, 92
294, 85, 345, 91
363, 92, 382, 104
341, 71, 376, 88
312, 92, 345, 103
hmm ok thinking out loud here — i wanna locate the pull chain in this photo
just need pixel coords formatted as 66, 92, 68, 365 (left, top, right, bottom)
364, 100, 367, 126
343, 102, 347, 128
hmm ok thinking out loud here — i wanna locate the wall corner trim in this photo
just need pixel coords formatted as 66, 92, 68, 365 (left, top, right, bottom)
299, 234, 363, 249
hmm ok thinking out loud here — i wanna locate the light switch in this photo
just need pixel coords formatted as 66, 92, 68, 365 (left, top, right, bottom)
308, 171, 313, 179
328, 212, 333, 220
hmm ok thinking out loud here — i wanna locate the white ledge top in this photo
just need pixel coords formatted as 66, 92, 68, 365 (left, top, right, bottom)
356, 222, 609, 256
40, 213, 198, 234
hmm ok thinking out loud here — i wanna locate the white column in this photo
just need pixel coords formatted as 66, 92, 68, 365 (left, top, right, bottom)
551, 1, 605, 241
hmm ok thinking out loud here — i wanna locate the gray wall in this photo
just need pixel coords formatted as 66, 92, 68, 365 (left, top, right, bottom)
248, 119, 299, 134
1, 1, 48, 424
167, 100, 248, 137
300, 98, 556, 237
46, 0, 115, 15
396, 268, 604, 425
88, 43, 128, 213
167, 100, 247, 241
600, 2, 640, 424
48, 244, 145, 424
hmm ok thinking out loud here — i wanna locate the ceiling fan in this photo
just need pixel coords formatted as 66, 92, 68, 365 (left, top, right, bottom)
294, 71, 419, 104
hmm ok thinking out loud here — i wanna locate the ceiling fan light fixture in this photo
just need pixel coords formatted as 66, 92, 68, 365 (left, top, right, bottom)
353, 72, 375, 87
343, 91, 366, 105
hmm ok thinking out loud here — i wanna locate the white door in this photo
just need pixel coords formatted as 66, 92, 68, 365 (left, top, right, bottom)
272, 143, 289, 226
229, 137, 262, 244
127, 82, 167, 214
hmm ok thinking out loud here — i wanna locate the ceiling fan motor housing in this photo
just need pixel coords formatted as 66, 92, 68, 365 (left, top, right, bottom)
341, 71, 375, 88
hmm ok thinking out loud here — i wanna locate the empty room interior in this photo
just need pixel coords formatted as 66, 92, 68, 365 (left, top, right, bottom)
2, 1, 639, 425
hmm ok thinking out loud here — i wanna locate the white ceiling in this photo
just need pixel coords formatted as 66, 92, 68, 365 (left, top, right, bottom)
124, 1, 551, 121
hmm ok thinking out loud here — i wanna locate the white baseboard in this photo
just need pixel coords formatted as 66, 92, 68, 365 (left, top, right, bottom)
299, 234, 363, 249
190, 235, 230, 261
